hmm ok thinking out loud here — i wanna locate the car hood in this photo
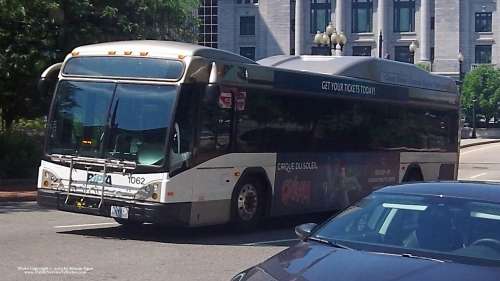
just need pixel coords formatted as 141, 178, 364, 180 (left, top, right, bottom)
243, 242, 500, 281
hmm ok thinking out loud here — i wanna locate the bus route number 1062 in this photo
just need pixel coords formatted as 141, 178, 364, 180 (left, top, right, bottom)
128, 176, 145, 185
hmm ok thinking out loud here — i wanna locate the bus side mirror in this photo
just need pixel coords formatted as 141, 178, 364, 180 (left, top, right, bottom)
37, 77, 51, 98
205, 84, 221, 106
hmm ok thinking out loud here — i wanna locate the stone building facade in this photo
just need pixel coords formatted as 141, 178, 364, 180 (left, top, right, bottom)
198, 0, 498, 78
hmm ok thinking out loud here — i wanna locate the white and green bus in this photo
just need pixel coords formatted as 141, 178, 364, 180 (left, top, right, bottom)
37, 40, 460, 229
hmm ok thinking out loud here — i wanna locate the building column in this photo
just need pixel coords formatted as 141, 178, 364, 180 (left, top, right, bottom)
335, 0, 344, 56
295, 0, 306, 55
378, 0, 387, 58
420, 0, 431, 62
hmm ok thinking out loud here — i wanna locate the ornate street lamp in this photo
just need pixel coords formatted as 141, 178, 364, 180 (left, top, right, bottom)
313, 22, 347, 56
409, 41, 418, 64
458, 52, 464, 92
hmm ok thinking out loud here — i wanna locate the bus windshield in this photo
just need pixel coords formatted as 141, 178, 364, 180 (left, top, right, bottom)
47, 80, 177, 165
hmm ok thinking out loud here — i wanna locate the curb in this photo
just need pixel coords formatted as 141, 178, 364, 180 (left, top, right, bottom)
460, 139, 500, 149
0, 191, 37, 203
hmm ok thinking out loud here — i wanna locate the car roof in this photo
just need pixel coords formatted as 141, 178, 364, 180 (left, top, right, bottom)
374, 181, 500, 203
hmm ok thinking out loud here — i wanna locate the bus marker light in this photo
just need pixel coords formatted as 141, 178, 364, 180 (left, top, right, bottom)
108, 51, 116, 55
140, 52, 148, 56
71, 52, 79, 56
152, 193, 158, 200
124, 51, 132, 55
178, 55, 185, 59
167, 192, 174, 196
235, 172, 241, 176
43, 181, 49, 187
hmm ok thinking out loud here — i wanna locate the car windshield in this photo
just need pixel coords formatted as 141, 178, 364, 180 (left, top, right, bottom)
47, 80, 177, 165
312, 193, 500, 265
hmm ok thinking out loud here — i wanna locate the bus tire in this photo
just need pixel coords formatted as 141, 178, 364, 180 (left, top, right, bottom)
113, 218, 143, 228
230, 177, 264, 231
406, 169, 423, 182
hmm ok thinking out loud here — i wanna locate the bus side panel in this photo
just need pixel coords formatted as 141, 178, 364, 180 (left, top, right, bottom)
270, 152, 401, 217
399, 152, 459, 181
189, 153, 276, 227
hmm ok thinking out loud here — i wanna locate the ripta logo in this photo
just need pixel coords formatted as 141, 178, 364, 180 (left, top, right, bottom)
87, 173, 112, 185
281, 176, 311, 206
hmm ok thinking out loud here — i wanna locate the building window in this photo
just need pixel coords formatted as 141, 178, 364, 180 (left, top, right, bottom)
430, 47, 434, 62
475, 13, 492, 32
394, 0, 415, 32
198, 0, 218, 48
475, 45, 492, 64
394, 46, 412, 63
430, 17, 434, 30
310, 0, 331, 34
351, 0, 373, 33
352, 46, 372, 56
240, 47, 256, 60
240, 16, 255, 35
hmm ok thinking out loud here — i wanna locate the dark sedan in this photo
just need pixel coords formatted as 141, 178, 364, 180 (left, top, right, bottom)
231, 181, 500, 281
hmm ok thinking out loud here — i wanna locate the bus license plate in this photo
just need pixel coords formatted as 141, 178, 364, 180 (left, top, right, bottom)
110, 206, 129, 219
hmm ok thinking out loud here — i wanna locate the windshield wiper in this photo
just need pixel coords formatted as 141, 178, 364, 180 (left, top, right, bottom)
400, 253, 452, 263
370, 251, 451, 263
306, 237, 353, 250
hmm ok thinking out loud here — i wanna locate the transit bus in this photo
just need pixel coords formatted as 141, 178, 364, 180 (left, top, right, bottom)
36, 40, 460, 229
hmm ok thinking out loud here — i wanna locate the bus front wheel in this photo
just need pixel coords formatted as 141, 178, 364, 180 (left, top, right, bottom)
231, 178, 264, 231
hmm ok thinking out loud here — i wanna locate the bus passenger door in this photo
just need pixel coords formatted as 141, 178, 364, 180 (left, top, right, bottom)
190, 86, 235, 226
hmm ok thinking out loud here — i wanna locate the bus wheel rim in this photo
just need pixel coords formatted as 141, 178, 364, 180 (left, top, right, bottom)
238, 184, 258, 221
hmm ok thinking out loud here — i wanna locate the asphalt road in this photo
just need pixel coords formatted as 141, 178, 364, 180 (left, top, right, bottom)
2, 142, 500, 281
0, 202, 332, 281
458, 142, 500, 182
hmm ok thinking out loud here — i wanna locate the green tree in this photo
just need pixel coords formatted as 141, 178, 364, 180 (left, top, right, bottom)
0, 0, 200, 130
0, 0, 58, 130
461, 65, 500, 127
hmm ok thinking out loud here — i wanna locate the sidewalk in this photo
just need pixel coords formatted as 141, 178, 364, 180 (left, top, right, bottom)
2, 139, 500, 203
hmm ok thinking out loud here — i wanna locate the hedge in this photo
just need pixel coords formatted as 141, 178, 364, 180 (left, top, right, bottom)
0, 131, 43, 179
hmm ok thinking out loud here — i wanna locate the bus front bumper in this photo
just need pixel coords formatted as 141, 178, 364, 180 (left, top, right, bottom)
37, 189, 191, 226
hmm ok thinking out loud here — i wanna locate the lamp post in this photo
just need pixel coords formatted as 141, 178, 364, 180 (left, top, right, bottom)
313, 22, 347, 56
471, 96, 478, 138
409, 41, 417, 64
378, 31, 383, 58
458, 52, 464, 93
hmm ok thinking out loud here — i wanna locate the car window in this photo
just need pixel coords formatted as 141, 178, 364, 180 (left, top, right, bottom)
312, 193, 500, 264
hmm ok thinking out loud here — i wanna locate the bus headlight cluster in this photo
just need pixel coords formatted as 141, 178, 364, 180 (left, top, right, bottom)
42, 169, 61, 190
134, 181, 162, 202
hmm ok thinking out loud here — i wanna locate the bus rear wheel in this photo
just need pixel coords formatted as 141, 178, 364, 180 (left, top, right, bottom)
231, 178, 264, 231
407, 170, 423, 182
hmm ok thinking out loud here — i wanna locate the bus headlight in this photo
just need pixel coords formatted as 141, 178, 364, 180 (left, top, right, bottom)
42, 169, 60, 189
134, 181, 162, 202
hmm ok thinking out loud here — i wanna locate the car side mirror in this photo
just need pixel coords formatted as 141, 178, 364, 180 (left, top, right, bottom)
205, 84, 221, 107
295, 223, 318, 240
37, 77, 51, 98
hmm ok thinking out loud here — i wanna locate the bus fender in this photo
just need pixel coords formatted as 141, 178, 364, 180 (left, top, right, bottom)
232, 167, 273, 218
402, 163, 424, 182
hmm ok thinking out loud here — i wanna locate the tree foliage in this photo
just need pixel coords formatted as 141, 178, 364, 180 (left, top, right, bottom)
0, 0, 200, 130
461, 65, 500, 127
